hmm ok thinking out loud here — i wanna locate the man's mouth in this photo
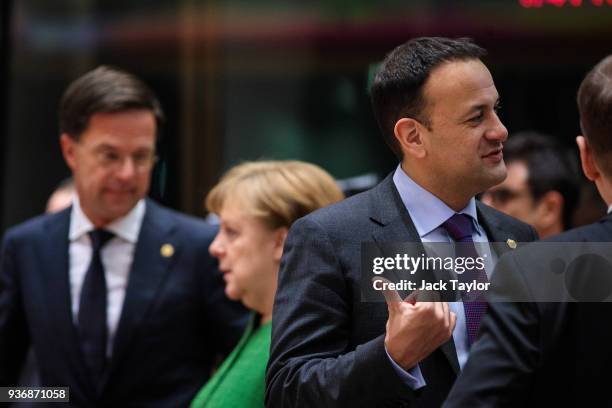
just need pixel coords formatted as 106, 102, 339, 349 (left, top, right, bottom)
105, 188, 135, 195
482, 148, 503, 161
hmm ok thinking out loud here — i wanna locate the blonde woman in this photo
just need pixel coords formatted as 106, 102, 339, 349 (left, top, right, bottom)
191, 160, 344, 408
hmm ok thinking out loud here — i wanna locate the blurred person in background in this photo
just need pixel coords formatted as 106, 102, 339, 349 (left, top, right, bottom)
45, 177, 75, 213
190, 160, 343, 408
481, 131, 580, 238
0, 66, 247, 407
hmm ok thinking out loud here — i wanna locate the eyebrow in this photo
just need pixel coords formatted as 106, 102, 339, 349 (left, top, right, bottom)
92, 143, 153, 154
92, 143, 119, 152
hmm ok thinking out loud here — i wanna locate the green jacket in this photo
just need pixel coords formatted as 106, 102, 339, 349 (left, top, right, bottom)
191, 314, 271, 408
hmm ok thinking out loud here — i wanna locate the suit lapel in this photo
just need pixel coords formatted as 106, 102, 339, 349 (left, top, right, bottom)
369, 175, 460, 375
103, 201, 177, 386
42, 208, 95, 395
476, 201, 523, 258
370, 174, 420, 242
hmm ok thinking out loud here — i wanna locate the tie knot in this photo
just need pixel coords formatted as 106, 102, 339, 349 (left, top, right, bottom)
88, 229, 114, 252
442, 213, 474, 242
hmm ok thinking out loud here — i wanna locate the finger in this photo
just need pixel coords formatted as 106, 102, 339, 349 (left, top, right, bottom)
372, 277, 402, 309
411, 289, 440, 302
405, 290, 418, 305
433, 299, 445, 321
449, 311, 457, 335
429, 290, 441, 302
441, 301, 450, 328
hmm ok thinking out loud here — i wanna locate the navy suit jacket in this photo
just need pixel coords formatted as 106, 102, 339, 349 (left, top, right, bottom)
265, 174, 538, 408
0, 199, 247, 407
444, 213, 612, 407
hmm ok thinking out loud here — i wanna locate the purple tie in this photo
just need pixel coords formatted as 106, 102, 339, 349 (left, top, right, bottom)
442, 213, 488, 346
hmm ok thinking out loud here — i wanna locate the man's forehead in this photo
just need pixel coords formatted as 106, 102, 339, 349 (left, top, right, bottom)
423, 59, 498, 109
79, 110, 156, 148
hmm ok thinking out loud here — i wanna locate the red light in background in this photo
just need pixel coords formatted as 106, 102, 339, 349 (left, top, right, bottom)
519, 0, 609, 6
520, 0, 545, 7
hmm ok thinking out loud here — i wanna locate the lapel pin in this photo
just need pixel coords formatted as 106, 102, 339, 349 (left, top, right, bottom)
506, 239, 517, 249
161, 243, 174, 258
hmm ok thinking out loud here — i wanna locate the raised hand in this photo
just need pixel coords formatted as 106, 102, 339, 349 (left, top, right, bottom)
374, 277, 456, 371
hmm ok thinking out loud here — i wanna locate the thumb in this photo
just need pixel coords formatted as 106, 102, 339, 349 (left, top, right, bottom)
372, 277, 402, 311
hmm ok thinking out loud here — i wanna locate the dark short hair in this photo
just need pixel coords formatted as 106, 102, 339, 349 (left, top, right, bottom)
59, 65, 164, 140
504, 131, 581, 230
577, 54, 612, 175
370, 37, 486, 158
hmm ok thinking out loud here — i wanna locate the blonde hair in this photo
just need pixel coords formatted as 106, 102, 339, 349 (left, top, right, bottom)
206, 160, 344, 229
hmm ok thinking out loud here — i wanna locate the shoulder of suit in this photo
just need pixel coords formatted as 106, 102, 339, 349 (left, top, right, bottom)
144, 199, 217, 236
299, 187, 372, 226
2, 208, 69, 243
544, 216, 612, 243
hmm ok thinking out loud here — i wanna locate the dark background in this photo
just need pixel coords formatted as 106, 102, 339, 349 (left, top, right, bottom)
2, 0, 611, 233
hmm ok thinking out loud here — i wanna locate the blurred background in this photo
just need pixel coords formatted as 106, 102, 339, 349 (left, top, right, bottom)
1, 0, 611, 233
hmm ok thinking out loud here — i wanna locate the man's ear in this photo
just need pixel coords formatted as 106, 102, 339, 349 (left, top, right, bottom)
577, 136, 600, 182
60, 133, 78, 171
535, 190, 563, 229
394, 118, 426, 159
273, 227, 289, 263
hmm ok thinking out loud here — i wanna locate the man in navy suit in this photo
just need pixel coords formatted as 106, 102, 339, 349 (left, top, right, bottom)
444, 55, 612, 407
266, 37, 538, 407
0, 66, 247, 407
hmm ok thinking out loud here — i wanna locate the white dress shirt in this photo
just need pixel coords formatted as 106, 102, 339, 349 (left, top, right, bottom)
68, 195, 145, 357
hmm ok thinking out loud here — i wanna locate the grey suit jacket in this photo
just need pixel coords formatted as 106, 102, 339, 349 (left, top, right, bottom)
265, 174, 538, 407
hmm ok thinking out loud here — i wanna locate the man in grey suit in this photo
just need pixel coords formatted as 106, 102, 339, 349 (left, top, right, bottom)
443, 55, 612, 408
266, 37, 538, 407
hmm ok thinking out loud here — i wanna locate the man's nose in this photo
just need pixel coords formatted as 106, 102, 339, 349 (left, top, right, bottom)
116, 157, 137, 180
487, 113, 508, 143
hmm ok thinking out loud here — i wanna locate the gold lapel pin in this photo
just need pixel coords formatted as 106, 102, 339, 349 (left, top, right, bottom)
506, 239, 517, 249
161, 243, 174, 258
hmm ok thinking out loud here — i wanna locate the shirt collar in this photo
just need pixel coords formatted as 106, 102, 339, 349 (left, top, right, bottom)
69, 195, 145, 243
608, 204, 612, 214
392, 164, 481, 238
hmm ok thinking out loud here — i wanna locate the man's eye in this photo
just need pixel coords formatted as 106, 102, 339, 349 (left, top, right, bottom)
134, 153, 149, 165
101, 151, 119, 162
469, 114, 483, 123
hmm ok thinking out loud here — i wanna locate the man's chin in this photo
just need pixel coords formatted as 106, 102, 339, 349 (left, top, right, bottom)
479, 169, 507, 193
101, 201, 138, 222
488, 162, 507, 183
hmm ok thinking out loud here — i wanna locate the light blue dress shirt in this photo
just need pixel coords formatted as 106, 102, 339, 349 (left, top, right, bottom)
386, 165, 496, 388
